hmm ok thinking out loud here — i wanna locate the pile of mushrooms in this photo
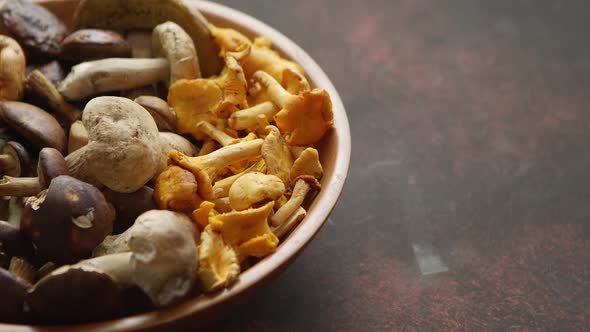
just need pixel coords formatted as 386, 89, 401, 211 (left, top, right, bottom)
0, 0, 333, 324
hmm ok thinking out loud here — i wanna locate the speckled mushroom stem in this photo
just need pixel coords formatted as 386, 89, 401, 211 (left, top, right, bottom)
0, 176, 42, 197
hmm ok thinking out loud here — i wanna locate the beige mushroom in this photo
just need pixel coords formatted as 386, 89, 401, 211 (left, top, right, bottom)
134, 96, 177, 131
212, 159, 266, 199
65, 97, 161, 193
0, 36, 25, 101
228, 172, 284, 211
152, 21, 201, 83
157, 132, 198, 176
93, 210, 199, 307
290, 147, 323, 182
270, 176, 321, 227
58, 58, 170, 101
197, 225, 239, 292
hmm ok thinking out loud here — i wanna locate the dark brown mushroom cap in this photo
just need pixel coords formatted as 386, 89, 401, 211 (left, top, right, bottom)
102, 186, 157, 234
21, 175, 115, 264
0, 220, 34, 259
134, 96, 177, 131
0, 0, 67, 58
27, 266, 121, 323
0, 101, 67, 154
0, 267, 28, 323
60, 29, 132, 61
0, 141, 30, 177
36, 147, 68, 188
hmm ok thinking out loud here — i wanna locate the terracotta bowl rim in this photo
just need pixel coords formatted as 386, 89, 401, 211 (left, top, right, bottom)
0, 1, 351, 331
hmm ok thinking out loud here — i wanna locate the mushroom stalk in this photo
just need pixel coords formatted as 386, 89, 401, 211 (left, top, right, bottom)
0, 176, 41, 197
58, 58, 170, 100
228, 101, 278, 131
196, 121, 235, 146
25, 70, 82, 123
270, 176, 320, 227
272, 206, 306, 238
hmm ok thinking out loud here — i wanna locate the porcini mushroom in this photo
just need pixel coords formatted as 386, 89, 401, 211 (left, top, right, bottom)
0, 102, 67, 153
262, 126, 294, 184
134, 96, 177, 131
27, 252, 132, 322
65, 97, 161, 193
251, 71, 334, 146
197, 225, 239, 292
21, 175, 115, 264
93, 210, 199, 306
168, 56, 248, 139
58, 58, 170, 101
73, 0, 223, 77
167, 139, 263, 200
210, 201, 278, 258
159, 132, 197, 157
228, 172, 284, 211
60, 29, 132, 61
0, 147, 67, 197
270, 176, 321, 227
0, 0, 67, 58
25, 70, 82, 123
0, 35, 25, 101
152, 21, 201, 83
0, 141, 30, 177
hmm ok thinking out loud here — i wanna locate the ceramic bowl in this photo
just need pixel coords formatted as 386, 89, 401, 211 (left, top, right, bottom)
0, 1, 350, 330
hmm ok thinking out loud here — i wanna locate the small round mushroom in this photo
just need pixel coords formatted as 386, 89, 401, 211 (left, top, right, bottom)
21, 175, 115, 264
0, 267, 28, 323
229, 172, 285, 211
0, 141, 30, 177
65, 96, 161, 193
0, 35, 25, 101
60, 29, 132, 61
0, 102, 67, 154
0, 147, 67, 197
134, 96, 177, 131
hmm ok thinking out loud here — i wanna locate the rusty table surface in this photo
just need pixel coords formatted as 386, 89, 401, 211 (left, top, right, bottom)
213, 0, 590, 330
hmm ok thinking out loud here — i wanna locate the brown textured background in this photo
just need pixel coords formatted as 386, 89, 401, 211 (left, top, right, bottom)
212, 0, 590, 330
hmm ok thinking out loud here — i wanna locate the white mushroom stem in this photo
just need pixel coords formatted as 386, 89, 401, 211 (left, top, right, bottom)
196, 121, 235, 147
0, 176, 42, 197
272, 207, 306, 238
58, 58, 170, 100
228, 101, 278, 131
68, 120, 89, 155
74, 252, 135, 287
270, 178, 315, 227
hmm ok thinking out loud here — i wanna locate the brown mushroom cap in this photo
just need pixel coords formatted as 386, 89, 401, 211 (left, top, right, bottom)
0, 267, 28, 323
0, 102, 66, 154
21, 175, 115, 264
134, 96, 177, 131
60, 29, 132, 61
0, 0, 67, 58
102, 186, 157, 234
27, 265, 122, 323
0, 220, 34, 260
0, 147, 67, 197
0, 141, 30, 177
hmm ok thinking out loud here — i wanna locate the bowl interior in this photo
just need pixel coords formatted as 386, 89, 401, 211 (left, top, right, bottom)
0, 1, 351, 331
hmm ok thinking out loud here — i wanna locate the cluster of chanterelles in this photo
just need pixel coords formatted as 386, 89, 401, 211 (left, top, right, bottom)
0, 0, 333, 324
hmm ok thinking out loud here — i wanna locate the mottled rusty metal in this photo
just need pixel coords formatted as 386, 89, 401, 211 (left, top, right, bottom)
214, 0, 590, 330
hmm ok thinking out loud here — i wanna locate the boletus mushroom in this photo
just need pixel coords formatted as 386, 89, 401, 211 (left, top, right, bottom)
21, 175, 115, 264
0, 147, 67, 197
0, 35, 25, 101
60, 29, 132, 61
0, 102, 67, 154
65, 96, 161, 193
